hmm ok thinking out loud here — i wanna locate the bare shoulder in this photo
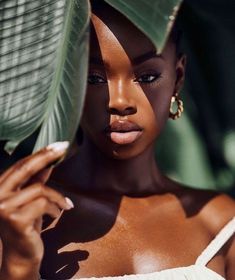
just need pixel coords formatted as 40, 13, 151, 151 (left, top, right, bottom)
174, 184, 235, 232
180, 186, 235, 272
176, 186, 235, 276
198, 191, 235, 232
200, 192, 235, 279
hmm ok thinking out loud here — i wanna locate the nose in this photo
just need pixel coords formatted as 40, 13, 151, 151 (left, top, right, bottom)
108, 80, 137, 116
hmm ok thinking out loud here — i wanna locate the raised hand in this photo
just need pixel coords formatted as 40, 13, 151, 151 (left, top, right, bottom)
0, 142, 74, 280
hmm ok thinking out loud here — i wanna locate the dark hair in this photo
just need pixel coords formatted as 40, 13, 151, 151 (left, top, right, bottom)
170, 20, 183, 56
90, 0, 104, 11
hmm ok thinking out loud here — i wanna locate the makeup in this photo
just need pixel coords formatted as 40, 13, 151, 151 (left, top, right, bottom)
105, 121, 143, 145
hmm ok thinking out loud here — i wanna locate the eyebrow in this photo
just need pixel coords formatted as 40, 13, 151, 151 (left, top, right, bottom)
89, 51, 163, 66
89, 56, 106, 66
132, 51, 163, 65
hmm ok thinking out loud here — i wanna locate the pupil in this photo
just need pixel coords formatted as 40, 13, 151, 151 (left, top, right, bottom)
89, 75, 103, 84
142, 75, 153, 82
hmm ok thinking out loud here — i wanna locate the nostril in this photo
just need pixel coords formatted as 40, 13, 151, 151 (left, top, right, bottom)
109, 107, 118, 115
124, 107, 137, 115
108, 106, 137, 116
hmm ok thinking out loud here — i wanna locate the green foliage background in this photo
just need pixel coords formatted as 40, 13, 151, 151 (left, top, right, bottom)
157, 0, 235, 192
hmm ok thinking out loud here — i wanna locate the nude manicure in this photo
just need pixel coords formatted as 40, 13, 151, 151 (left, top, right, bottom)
65, 197, 74, 209
47, 141, 69, 152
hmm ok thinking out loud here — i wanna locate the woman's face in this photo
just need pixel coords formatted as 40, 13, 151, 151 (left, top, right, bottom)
81, 6, 185, 160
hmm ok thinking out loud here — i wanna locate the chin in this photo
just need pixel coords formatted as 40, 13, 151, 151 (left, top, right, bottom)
85, 130, 156, 160
97, 141, 151, 160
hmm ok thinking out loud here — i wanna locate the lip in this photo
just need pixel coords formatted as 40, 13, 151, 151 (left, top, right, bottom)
104, 121, 143, 145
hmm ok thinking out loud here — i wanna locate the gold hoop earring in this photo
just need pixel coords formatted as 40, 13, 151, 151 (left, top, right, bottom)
169, 94, 184, 120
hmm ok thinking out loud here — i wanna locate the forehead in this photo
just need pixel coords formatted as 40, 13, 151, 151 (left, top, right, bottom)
90, 4, 156, 61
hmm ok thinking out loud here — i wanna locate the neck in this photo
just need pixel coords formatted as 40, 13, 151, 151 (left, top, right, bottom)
54, 137, 168, 196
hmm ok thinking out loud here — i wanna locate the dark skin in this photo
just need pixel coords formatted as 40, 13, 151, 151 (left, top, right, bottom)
0, 4, 234, 280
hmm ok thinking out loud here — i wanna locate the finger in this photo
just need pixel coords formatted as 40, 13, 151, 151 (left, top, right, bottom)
0, 167, 14, 185
27, 167, 53, 185
5, 198, 62, 234
18, 197, 63, 222
0, 141, 69, 193
0, 183, 73, 210
35, 217, 43, 233
0, 168, 53, 201
0, 160, 52, 186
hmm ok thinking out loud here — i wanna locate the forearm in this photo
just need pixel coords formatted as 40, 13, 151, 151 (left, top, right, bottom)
0, 253, 40, 280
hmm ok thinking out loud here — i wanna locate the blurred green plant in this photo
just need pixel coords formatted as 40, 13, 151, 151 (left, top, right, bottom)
156, 0, 235, 190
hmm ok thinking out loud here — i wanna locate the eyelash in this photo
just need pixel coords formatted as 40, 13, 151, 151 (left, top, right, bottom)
87, 72, 106, 85
133, 72, 162, 85
87, 72, 162, 85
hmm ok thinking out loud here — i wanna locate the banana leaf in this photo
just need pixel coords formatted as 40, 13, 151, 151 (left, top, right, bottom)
103, 0, 183, 53
0, 0, 90, 153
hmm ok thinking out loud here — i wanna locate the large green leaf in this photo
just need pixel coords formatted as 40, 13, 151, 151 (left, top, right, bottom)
0, 0, 90, 153
103, 0, 183, 53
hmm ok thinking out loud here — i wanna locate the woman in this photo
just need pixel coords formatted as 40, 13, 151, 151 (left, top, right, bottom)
0, 2, 234, 280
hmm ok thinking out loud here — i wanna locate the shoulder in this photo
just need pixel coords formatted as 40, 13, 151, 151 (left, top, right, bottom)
194, 190, 235, 279
177, 187, 235, 269
198, 191, 235, 233
174, 185, 235, 230
202, 192, 235, 280
172, 184, 234, 233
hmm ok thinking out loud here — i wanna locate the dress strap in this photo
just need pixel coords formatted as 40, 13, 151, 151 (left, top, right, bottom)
195, 216, 235, 266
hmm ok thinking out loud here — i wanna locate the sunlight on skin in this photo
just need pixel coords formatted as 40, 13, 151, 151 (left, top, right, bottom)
58, 243, 77, 254
133, 252, 164, 274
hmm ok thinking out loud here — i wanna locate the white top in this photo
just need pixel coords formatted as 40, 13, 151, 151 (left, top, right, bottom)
40, 217, 235, 280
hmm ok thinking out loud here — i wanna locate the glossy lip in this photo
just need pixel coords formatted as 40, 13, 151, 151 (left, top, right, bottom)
104, 120, 143, 133
104, 120, 143, 145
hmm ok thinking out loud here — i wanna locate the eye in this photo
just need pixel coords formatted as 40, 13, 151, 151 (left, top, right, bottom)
88, 74, 107, 85
134, 73, 161, 84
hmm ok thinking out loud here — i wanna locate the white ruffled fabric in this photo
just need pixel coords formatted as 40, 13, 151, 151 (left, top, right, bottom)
80, 265, 225, 280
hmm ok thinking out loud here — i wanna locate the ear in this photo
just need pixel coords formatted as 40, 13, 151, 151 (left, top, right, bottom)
174, 54, 186, 95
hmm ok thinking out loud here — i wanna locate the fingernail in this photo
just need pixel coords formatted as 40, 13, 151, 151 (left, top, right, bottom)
65, 197, 74, 209
47, 141, 69, 152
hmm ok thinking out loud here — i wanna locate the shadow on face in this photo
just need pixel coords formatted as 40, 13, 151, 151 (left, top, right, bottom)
81, 2, 185, 160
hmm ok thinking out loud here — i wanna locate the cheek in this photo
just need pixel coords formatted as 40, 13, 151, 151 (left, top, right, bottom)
138, 92, 158, 134
142, 79, 175, 131
81, 86, 109, 131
